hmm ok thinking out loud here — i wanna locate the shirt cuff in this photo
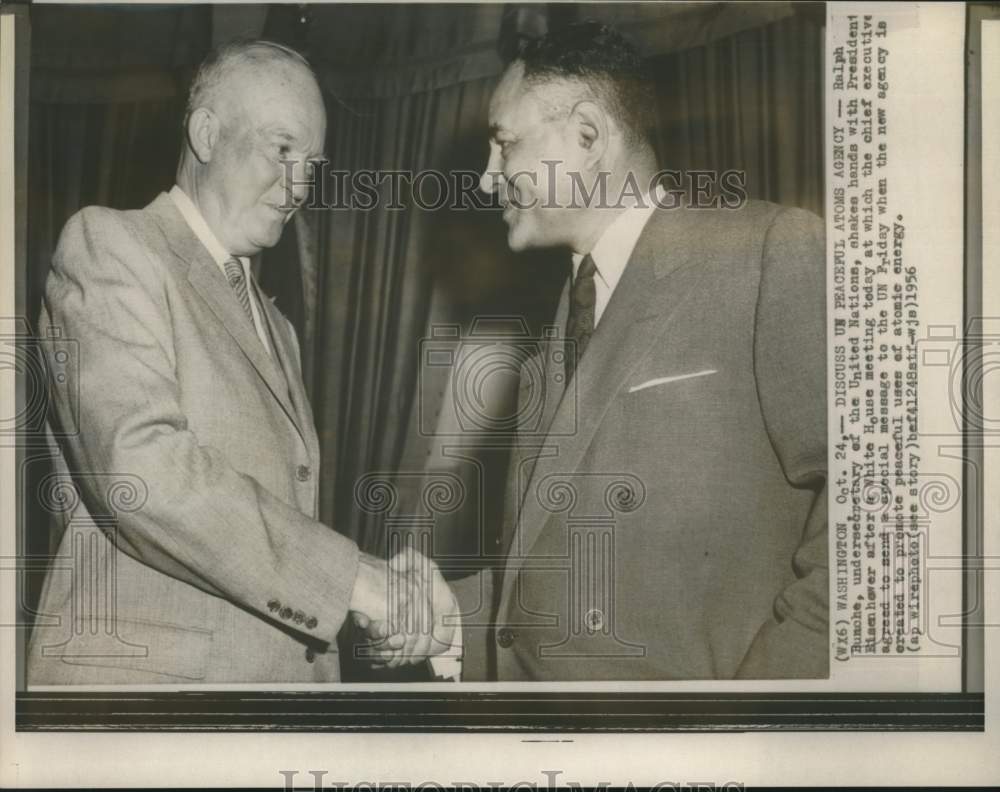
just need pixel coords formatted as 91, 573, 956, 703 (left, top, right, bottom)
428, 621, 463, 681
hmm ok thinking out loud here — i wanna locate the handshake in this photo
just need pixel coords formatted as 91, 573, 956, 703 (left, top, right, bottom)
348, 548, 459, 669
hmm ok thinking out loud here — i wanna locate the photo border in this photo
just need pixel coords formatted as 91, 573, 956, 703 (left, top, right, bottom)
14, 690, 985, 731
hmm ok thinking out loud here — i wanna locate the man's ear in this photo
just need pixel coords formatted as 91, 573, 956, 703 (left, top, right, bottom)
569, 100, 609, 166
186, 107, 220, 164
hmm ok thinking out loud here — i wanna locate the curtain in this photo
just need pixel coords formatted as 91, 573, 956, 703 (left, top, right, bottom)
287, 62, 568, 682
297, 77, 519, 555
649, 11, 824, 215
27, 101, 187, 317
26, 2, 211, 328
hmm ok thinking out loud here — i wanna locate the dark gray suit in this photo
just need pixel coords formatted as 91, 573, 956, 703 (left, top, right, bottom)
454, 201, 828, 681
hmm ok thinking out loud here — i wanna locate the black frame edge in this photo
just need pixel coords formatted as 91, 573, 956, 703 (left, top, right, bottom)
15, 691, 985, 732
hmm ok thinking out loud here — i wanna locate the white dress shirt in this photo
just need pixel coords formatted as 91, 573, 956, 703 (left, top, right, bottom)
169, 185, 272, 356
570, 189, 661, 327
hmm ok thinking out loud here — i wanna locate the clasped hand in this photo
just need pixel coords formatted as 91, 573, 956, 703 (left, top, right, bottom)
350, 548, 457, 668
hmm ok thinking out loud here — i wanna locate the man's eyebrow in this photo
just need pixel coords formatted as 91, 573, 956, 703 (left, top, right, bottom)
258, 126, 325, 158
255, 126, 292, 144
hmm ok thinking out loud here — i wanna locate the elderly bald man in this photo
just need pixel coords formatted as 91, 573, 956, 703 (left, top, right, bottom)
28, 40, 454, 685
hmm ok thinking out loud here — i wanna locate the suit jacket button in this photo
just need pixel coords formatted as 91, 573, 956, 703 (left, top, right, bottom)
584, 608, 604, 632
496, 627, 516, 648
305, 616, 318, 629
293, 610, 305, 625
280, 607, 293, 620
267, 599, 281, 612
296, 464, 311, 482
305, 647, 316, 663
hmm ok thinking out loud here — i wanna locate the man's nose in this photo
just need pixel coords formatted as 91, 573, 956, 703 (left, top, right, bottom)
479, 151, 504, 195
479, 169, 503, 195
285, 159, 312, 206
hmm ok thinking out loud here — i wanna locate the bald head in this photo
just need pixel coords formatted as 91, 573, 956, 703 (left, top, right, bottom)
185, 41, 317, 121
177, 40, 326, 257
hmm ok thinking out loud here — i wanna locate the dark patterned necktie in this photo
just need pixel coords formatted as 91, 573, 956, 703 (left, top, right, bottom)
565, 253, 597, 383
223, 256, 254, 325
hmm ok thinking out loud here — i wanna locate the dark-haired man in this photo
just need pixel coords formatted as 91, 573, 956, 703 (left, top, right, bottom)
447, 22, 828, 681
28, 40, 454, 685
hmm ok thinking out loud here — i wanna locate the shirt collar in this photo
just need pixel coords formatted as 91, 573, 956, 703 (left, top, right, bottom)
168, 185, 247, 271
571, 188, 660, 290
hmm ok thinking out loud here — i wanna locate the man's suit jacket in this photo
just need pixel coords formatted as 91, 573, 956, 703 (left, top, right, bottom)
27, 193, 359, 684
453, 201, 828, 681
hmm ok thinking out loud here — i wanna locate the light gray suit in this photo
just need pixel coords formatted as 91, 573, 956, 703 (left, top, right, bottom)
28, 193, 359, 684
454, 201, 829, 681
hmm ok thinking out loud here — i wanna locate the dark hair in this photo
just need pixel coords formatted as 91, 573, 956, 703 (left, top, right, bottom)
517, 21, 655, 146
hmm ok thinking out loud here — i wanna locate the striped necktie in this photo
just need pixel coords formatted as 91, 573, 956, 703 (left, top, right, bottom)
565, 253, 597, 383
223, 256, 254, 325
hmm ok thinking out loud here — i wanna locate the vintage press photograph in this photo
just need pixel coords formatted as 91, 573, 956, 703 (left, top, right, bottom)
13, 1, 828, 690
2, 2, 990, 761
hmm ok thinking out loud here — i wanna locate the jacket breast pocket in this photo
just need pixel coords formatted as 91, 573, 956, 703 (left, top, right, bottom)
52, 616, 213, 681
622, 368, 723, 465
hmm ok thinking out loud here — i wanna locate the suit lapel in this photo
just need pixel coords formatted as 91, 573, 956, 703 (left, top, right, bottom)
501, 208, 711, 606
510, 285, 569, 518
542, 282, 571, 436
253, 280, 318, 455
515, 282, 569, 453
146, 194, 305, 442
